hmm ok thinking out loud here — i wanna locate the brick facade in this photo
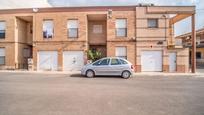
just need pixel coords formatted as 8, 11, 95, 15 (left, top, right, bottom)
0, 6, 195, 72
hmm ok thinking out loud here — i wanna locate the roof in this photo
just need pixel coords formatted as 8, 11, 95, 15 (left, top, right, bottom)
176, 28, 204, 38
0, 5, 195, 14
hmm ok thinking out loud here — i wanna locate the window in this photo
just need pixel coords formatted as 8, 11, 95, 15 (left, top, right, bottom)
116, 19, 127, 37
111, 58, 121, 65
23, 48, 31, 58
67, 20, 78, 38
119, 59, 128, 64
93, 60, 101, 66
115, 47, 127, 59
148, 19, 158, 28
93, 25, 102, 34
0, 21, 6, 39
99, 58, 110, 65
0, 48, 5, 65
196, 52, 202, 59
43, 20, 53, 39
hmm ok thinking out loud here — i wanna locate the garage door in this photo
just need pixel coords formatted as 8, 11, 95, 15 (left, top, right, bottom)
38, 51, 58, 71
63, 51, 84, 71
141, 51, 162, 72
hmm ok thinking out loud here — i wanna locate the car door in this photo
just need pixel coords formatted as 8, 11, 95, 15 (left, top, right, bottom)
93, 58, 111, 75
109, 58, 124, 75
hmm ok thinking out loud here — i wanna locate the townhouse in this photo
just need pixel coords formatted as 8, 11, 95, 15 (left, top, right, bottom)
0, 5, 196, 72
176, 28, 204, 64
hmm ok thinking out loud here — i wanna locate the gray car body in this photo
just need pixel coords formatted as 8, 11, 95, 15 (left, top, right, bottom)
81, 57, 134, 76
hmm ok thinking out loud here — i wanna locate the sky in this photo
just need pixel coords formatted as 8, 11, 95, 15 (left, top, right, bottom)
0, 0, 203, 36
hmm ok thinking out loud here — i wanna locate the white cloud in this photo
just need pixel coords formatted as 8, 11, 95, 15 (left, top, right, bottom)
47, 0, 195, 6
0, 0, 51, 9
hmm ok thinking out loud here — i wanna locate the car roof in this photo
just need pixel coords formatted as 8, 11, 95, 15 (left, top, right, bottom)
98, 57, 130, 62
92, 57, 131, 64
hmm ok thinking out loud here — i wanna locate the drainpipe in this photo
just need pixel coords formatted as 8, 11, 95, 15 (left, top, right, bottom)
134, 7, 137, 72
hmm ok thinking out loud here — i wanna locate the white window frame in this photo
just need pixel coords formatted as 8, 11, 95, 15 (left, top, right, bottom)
67, 19, 78, 38
147, 19, 158, 28
0, 48, 5, 65
115, 46, 127, 59
0, 21, 6, 39
93, 25, 103, 34
115, 19, 127, 37
43, 20, 54, 39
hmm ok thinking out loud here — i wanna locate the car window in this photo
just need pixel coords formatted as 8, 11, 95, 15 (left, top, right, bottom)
111, 58, 121, 65
92, 60, 101, 66
119, 59, 128, 64
99, 59, 110, 65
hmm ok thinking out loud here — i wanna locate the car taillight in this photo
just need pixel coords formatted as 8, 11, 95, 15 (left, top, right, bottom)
131, 65, 134, 69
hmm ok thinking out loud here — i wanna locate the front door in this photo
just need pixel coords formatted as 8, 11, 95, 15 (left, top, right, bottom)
94, 58, 111, 75
169, 52, 177, 72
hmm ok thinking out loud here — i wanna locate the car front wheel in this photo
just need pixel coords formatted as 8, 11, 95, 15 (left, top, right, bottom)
86, 70, 95, 78
121, 71, 131, 79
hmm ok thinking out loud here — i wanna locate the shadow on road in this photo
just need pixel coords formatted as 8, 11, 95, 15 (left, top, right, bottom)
70, 74, 124, 79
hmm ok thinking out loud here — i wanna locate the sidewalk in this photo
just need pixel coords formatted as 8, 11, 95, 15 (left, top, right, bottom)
0, 70, 204, 77
0, 70, 80, 75
133, 72, 204, 77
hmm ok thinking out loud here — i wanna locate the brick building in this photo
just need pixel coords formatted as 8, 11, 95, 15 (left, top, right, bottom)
176, 28, 204, 64
0, 5, 196, 72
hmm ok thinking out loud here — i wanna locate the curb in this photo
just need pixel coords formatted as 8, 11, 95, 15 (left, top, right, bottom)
0, 70, 204, 77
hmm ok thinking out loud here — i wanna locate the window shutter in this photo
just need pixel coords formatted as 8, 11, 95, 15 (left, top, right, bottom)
116, 47, 126, 56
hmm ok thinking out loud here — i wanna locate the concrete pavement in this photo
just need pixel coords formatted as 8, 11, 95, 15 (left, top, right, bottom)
0, 72, 204, 115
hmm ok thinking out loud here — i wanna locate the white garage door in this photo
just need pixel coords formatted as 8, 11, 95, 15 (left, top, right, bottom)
63, 51, 84, 71
141, 51, 162, 72
38, 51, 58, 71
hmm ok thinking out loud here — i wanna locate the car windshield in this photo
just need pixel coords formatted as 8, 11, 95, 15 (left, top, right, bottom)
100, 58, 110, 65
92, 60, 101, 66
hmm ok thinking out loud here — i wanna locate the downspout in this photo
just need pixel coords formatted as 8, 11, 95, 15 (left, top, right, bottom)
134, 7, 137, 72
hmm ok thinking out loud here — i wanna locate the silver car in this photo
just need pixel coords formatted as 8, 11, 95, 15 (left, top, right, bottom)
81, 57, 134, 79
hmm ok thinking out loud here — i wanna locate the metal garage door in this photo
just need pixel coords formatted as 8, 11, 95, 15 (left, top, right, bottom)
63, 51, 84, 71
141, 51, 162, 72
38, 51, 58, 71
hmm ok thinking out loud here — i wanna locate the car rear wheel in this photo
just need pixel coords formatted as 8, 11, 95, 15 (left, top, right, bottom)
121, 71, 131, 79
86, 70, 95, 78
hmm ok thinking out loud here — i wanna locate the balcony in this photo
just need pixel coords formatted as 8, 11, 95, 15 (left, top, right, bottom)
168, 38, 184, 49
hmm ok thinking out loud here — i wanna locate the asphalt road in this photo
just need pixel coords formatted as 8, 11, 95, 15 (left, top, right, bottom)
0, 72, 204, 115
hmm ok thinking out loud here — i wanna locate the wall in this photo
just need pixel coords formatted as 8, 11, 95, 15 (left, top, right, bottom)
33, 11, 89, 70
0, 15, 16, 69
34, 12, 88, 42
33, 42, 87, 70
88, 20, 106, 45
0, 6, 193, 72
107, 10, 136, 41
